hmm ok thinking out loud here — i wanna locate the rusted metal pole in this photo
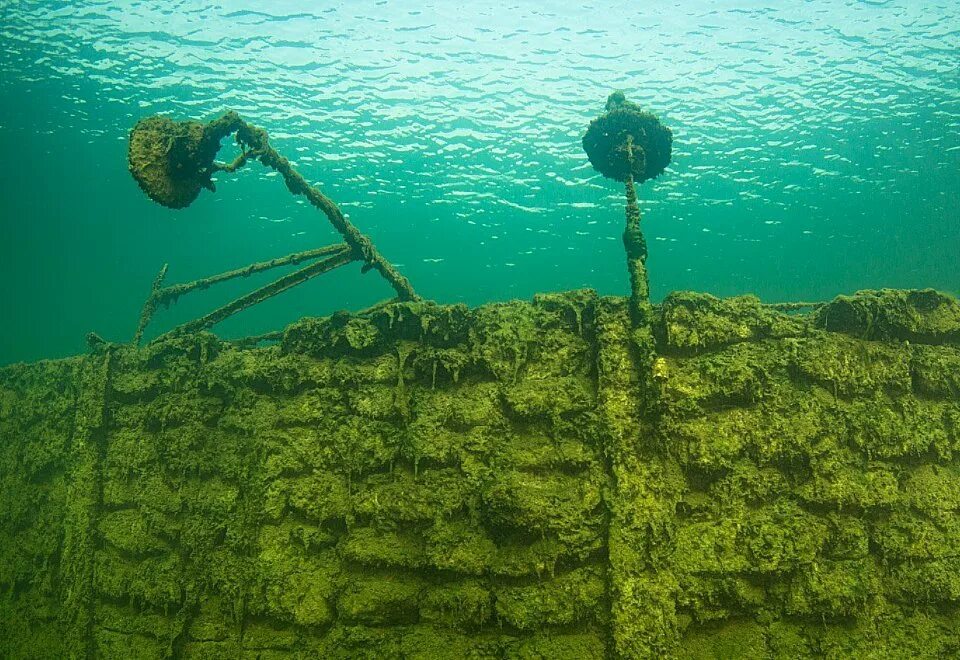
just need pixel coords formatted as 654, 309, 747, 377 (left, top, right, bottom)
133, 244, 350, 344
162, 246, 356, 338
622, 135, 651, 326
206, 112, 420, 302
133, 264, 169, 345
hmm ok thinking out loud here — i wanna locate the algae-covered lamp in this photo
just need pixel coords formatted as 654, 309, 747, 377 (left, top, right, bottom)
126, 111, 418, 343
582, 92, 672, 324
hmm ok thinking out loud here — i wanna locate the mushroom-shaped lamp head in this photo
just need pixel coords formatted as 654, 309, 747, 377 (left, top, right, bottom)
128, 116, 224, 209
582, 91, 672, 183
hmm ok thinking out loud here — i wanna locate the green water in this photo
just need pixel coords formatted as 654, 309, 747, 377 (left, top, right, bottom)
1, 1, 957, 366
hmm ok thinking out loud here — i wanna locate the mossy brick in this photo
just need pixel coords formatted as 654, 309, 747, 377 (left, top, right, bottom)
678, 619, 767, 659
206, 348, 333, 392
315, 624, 405, 659
843, 397, 952, 458
676, 575, 766, 623
796, 449, 901, 509
141, 391, 223, 430
707, 460, 789, 505
98, 508, 168, 556
658, 291, 808, 353
740, 500, 827, 573
186, 597, 240, 643
469, 301, 542, 382
424, 519, 497, 575
254, 530, 339, 627
497, 433, 600, 474
489, 536, 585, 578
340, 526, 427, 569
887, 558, 960, 604
494, 565, 606, 630
271, 471, 351, 523
325, 624, 502, 660
520, 326, 595, 380
824, 514, 870, 559
396, 626, 505, 660
103, 427, 161, 475
816, 288, 960, 344
668, 412, 750, 471
94, 630, 170, 660
0, 591, 66, 659
504, 631, 607, 659
101, 472, 182, 513
792, 334, 912, 397
347, 383, 404, 420
271, 389, 349, 427
110, 367, 162, 401
402, 424, 483, 467
336, 574, 424, 625
532, 288, 598, 330
903, 463, 960, 512
154, 425, 246, 479
240, 619, 299, 652
610, 572, 680, 658
411, 381, 503, 429
281, 314, 386, 358
841, 607, 960, 659
764, 620, 813, 658
93, 551, 183, 607
781, 557, 879, 617
871, 511, 960, 562
502, 375, 594, 420
419, 580, 493, 628
411, 345, 474, 386
482, 468, 604, 548
672, 518, 750, 574
658, 341, 790, 412
260, 424, 356, 474
911, 344, 960, 399
354, 468, 469, 523
95, 601, 180, 641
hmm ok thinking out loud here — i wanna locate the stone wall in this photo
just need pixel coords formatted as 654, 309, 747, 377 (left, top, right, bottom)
1, 288, 959, 658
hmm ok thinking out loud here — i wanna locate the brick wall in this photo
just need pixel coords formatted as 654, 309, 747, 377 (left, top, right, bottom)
1, 288, 958, 659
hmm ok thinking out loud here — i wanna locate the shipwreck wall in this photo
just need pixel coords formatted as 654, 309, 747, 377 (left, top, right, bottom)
2, 288, 960, 659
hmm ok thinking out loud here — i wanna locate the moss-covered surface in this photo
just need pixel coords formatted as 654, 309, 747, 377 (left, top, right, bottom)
128, 115, 225, 209
653, 290, 960, 658
2, 288, 960, 658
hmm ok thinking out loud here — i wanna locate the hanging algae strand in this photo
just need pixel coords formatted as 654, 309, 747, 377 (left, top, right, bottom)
128, 111, 419, 303
582, 91, 672, 325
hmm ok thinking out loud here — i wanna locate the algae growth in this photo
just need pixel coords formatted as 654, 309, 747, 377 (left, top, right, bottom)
2, 288, 960, 658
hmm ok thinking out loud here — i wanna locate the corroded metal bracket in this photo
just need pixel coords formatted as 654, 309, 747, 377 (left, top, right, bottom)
127, 111, 420, 344
133, 244, 360, 344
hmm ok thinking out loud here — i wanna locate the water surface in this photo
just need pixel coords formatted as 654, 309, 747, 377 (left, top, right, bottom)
1, 1, 957, 364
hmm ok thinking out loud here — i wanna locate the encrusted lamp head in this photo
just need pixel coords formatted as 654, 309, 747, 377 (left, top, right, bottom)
127, 115, 224, 209
582, 91, 673, 183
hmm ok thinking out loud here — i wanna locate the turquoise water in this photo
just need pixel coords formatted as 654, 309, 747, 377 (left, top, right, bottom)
0, 1, 957, 366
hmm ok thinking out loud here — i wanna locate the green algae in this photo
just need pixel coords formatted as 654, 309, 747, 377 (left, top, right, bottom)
653, 289, 960, 659
658, 291, 810, 354
817, 288, 960, 344
2, 288, 960, 658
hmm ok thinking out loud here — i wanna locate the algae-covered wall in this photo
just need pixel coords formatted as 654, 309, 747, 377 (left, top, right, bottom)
2, 288, 959, 659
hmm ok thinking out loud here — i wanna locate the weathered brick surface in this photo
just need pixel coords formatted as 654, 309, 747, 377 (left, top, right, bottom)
2, 288, 959, 659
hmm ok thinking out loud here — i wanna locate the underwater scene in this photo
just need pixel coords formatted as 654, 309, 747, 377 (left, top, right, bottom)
1, 1, 960, 658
